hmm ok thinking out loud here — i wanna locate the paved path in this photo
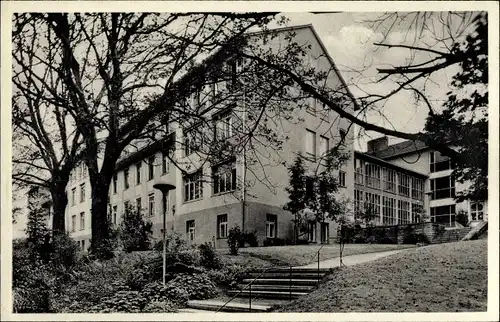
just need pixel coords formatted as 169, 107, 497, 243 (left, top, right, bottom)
296, 249, 404, 269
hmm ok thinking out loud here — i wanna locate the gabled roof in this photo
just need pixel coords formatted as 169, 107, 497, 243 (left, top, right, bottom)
371, 139, 429, 160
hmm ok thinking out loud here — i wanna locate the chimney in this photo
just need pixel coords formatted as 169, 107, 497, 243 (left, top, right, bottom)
367, 136, 388, 153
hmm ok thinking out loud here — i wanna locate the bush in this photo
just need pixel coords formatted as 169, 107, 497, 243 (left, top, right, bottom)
51, 233, 79, 268
119, 205, 153, 252
153, 231, 188, 253
198, 242, 222, 269
456, 210, 469, 227
263, 238, 285, 246
227, 225, 243, 255
207, 264, 250, 289
89, 290, 148, 313
166, 273, 217, 300
142, 300, 178, 313
140, 281, 189, 304
239, 230, 259, 247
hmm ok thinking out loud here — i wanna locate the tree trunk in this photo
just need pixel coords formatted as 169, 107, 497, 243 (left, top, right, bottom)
50, 184, 68, 237
89, 177, 112, 258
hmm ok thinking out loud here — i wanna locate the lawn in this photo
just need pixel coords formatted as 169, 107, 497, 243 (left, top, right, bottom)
218, 243, 416, 268
274, 239, 487, 312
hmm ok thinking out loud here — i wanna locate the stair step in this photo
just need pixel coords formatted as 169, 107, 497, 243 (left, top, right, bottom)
241, 278, 320, 285
251, 267, 334, 273
227, 289, 308, 299
186, 299, 271, 312
235, 284, 315, 292
245, 272, 327, 279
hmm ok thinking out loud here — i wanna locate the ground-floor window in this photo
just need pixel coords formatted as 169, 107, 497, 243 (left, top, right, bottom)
398, 200, 411, 224
308, 221, 316, 242
186, 220, 196, 241
430, 204, 456, 227
217, 214, 228, 239
382, 196, 396, 225
411, 203, 424, 222
320, 222, 329, 244
470, 202, 484, 221
266, 214, 277, 238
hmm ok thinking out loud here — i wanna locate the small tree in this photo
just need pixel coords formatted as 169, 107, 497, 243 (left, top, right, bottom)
227, 225, 243, 255
456, 210, 469, 227
355, 201, 379, 227
25, 187, 49, 252
283, 154, 307, 244
118, 204, 153, 252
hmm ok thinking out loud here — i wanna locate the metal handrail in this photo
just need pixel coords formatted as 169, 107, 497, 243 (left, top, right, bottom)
215, 244, 327, 313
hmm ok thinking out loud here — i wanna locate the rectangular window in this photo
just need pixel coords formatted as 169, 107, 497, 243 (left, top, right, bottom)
398, 173, 410, 197
71, 188, 76, 206
411, 203, 424, 223
184, 129, 202, 157
184, 171, 203, 202
124, 168, 130, 189
365, 163, 381, 189
148, 193, 155, 217
81, 239, 85, 251
431, 204, 456, 228
398, 200, 411, 224
354, 189, 364, 221
354, 159, 364, 185
382, 196, 396, 225
136, 197, 142, 214
148, 156, 155, 181
319, 135, 329, 158
470, 202, 485, 221
113, 174, 118, 194
430, 151, 454, 172
136, 162, 142, 185
308, 221, 317, 242
338, 171, 346, 187
217, 214, 228, 239
411, 178, 425, 201
305, 129, 316, 158
79, 212, 85, 230
305, 176, 315, 200
162, 151, 170, 175
186, 220, 196, 241
80, 183, 86, 203
71, 215, 76, 232
213, 161, 237, 194
430, 176, 455, 200
382, 168, 396, 193
266, 214, 278, 238
112, 205, 117, 225
365, 192, 381, 221
214, 110, 233, 141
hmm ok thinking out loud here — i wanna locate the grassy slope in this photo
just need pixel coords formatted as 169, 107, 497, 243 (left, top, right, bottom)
275, 240, 487, 312
218, 244, 416, 268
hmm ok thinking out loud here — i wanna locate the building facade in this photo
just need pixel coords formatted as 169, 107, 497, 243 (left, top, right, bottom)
63, 24, 356, 249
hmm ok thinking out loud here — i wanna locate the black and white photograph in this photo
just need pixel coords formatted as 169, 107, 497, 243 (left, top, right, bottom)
1, 1, 498, 320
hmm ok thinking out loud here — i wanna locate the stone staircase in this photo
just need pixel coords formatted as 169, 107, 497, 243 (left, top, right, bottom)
431, 227, 472, 244
462, 221, 488, 241
186, 267, 332, 312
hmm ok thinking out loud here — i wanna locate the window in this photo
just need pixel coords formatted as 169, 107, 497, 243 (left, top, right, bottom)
162, 151, 170, 175
430, 176, 455, 200
80, 183, 86, 203
305, 176, 315, 200
184, 171, 203, 202
365, 192, 381, 220
339, 129, 347, 145
186, 220, 196, 242
217, 214, 228, 239
319, 135, 329, 158
398, 200, 411, 224
430, 151, 454, 172
398, 173, 410, 197
71, 215, 76, 232
365, 163, 381, 189
431, 204, 456, 227
354, 159, 364, 185
148, 156, 155, 181
184, 129, 202, 156
308, 222, 317, 242
305, 129, 316, 158
136, 162, 142, 185
113, 174, 118, 194
71, 188, 76, 206
136, 197, 142, 214
320, 222, 329, 244
124, 168, 130, 189
81, 239, 85, 251
266, 214, 277, 238
213, 161, 237, 194
306, 98, 316, 115
214, 110, 233, 141
411, 203, 424, 223
79, 212, 85, 230
338, 171, 346, 187
411, 178, 424, 201
382, 168, 396, 193
354, 189, 364, 221
148, 194, 155, 217
112, 205, 117, 225
470, 202, 484, 220
382, 196, 396, 225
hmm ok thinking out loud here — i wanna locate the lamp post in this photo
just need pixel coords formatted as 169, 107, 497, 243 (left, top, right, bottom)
153, 183, 176, 286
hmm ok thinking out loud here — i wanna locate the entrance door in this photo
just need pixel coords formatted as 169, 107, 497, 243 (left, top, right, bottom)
320, 222, 329, 244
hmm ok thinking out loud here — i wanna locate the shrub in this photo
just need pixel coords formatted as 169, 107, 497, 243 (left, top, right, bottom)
140, 281, 189, 304
119, 204, 153, 252
153, 231, 188, 253
198, 242, 222, 269
263, 238, 285, 246
166, 273, 217, 300
51, 233, 79, 268
456, 210, 469, 227
240, 230, 259, 247
142, 300, 178, 313
89, 290, 148, 313
402, 231, 430, 244
227, 225, 243, 255
207, 264, 250, 289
